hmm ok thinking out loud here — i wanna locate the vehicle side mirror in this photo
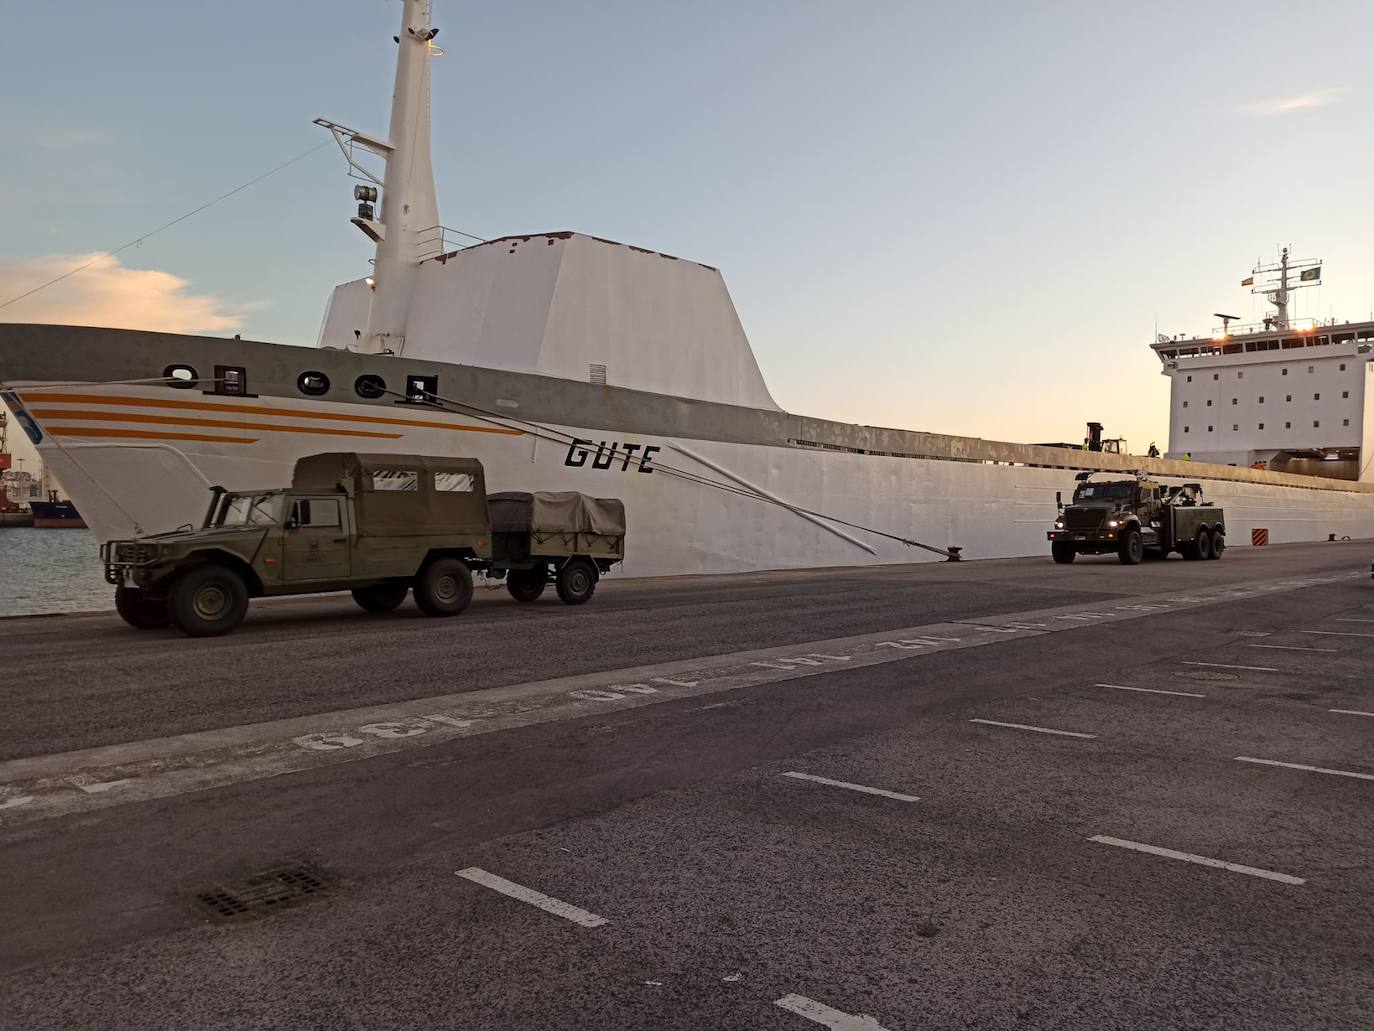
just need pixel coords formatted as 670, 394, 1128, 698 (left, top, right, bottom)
1055, 491, 1063, 512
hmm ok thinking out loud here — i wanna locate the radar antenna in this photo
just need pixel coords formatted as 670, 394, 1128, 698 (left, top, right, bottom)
1245, 247, 1321, 331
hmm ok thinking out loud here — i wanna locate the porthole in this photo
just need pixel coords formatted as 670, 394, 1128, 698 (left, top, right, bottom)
163, 364, 198, 389
298, 371, 331, 396
355, 374, 386, 399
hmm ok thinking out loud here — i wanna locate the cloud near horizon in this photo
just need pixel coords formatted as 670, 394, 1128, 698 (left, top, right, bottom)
1241, 87, 1343, 117
0, 253, 248, 334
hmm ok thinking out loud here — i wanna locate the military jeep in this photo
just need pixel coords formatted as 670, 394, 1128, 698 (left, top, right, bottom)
102, 453, 625, 637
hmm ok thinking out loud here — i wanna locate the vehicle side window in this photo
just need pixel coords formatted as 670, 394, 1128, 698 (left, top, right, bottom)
372, 470, 419, 491
290, 498, 342, 528
434, 472, 474, 492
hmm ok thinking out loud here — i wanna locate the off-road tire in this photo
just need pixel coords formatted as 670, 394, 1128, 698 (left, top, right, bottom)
555, 559, 598, 605
1208, 532, 1225, 560
167, 564, 249, 637
1195, 529, 1214, 561
414, 557, 474, 617
506, 568, 546, 603
115, 585, 171, 630
351, 584, 409, 612
1118, 528, 1145, 565
1051, 541, 1077, 564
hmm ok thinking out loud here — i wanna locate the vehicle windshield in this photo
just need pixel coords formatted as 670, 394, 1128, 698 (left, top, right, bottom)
1073, 483, 1136, 503
217, 492, 285, 527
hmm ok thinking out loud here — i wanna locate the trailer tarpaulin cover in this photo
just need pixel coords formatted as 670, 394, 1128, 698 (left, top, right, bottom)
487, 492, 626, 536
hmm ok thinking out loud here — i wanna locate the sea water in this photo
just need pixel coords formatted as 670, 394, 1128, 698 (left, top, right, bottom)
0, 528, 110, 617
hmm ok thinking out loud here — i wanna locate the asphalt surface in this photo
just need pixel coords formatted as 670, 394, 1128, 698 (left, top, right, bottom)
2, 541, 1372, 1030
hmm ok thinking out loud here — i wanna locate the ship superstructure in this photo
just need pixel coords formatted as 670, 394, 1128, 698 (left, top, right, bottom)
1152, 250, 1374, 480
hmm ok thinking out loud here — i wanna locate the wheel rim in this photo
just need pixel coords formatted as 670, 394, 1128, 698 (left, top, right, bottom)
570, 571, 589, 594
193, 584, 229, 620
435, 574, 458, 602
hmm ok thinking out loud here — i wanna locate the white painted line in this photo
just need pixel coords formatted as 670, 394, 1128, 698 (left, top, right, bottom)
1334, 618, 1374, 623
1301, 630, 1374, 638
1180, 661, 1278, 672
1330, 709, 1374, 718
1087, 835, 1304, 885
782, 771, 919, 802
1234, 756, 1374, 782
1095, 683, 1205, 698
0, 796, 35, 812
1249, 644, 1338, 653
969, 718, 1097, 739
455, 868, 609, 927
774, 994, 893, 1030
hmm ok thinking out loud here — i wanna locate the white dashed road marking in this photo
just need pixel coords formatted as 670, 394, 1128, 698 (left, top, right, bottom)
781, 772, 919, 802
1301, 630, 1374, 639
1088, 835, 1305, 885
774, 993, 894, 1030
1248, 644, 1338, 653
1234, 756, 1374, 782
1329, 709, 1374, 718
1096, 683, 1206, 698
1180, 661, 1279, 672
1334, 618, 1374, 623
455, 868, 609, 928
969, 719, 1097, 739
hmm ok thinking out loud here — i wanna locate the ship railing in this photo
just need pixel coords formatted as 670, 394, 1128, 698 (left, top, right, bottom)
418, 225, 491, 262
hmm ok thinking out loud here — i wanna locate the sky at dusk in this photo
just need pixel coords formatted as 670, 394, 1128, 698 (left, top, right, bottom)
4, 0, 1374, 475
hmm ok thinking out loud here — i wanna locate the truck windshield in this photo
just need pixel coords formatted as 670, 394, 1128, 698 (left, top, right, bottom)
1074, 484, 1135, 503
218, 493, 284, 527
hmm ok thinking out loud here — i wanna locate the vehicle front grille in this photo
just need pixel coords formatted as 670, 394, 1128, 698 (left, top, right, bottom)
1064, 509, 1106, 530
113, 543, 156, 563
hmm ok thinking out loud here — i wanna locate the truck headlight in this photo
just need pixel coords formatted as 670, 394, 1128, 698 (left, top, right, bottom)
1054, 519, 1064, 530
1107, 519, 1119, 528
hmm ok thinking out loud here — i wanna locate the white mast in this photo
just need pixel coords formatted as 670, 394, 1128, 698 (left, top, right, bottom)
316, 0, 441, 354
1247, 246, 1321, 333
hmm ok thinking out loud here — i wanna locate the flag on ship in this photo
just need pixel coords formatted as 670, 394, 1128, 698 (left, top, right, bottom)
1240, 276, 1254, 285
1300, 266, 1321, 281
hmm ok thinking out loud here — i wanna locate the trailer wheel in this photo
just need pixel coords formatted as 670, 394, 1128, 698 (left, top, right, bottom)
414, 557, 474, 617
115, 586, 171, 629
1051, 541, 1076, 564
506, 568, 546, 603
556, 559, 598, 605
168, 564, 249, 637
351, 584, 409, 612
1195, 529, 1214, 561
1118, 528, 1144, 565
1208, 532, 1225, 560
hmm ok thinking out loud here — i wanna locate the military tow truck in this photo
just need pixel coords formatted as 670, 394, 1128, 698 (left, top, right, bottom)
102, 453, 626, 637
1047, 472, 1226, 565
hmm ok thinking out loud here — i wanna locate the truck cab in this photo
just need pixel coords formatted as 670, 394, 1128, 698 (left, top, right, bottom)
1048, 473, 1225, 565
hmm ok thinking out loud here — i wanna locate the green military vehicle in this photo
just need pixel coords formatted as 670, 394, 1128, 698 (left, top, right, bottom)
102, 453, 626, 637
1047, 472, 1226, 565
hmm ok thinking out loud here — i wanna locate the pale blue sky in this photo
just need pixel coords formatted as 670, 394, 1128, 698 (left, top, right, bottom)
4, 0, 1374, 473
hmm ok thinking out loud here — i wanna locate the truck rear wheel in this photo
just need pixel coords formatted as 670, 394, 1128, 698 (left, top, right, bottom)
1051, 541, 1076, 564
115, 586, 171, 630
1195, 529, 1214, 561
555, 558, 598, 605
1208, 532, 1225, 559
168, 564, 249, 637
414, 557, 473, 617
506, 568, 546, 603
352, 584, 409, 612
1117, 528, 1144, 565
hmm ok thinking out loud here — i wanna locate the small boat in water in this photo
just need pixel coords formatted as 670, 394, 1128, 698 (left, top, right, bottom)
28, 492, 86, 529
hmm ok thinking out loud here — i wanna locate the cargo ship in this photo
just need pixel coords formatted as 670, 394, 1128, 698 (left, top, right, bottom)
0, 1, 1371, 574
27, 493, 86, 530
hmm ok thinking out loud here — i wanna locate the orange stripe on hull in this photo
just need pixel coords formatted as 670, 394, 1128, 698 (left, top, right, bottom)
45, 426, 259, 444
21, 392, 523, 435
28, 409, 404, 440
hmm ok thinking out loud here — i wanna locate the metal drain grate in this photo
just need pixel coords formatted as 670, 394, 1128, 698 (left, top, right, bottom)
1172, 670, 1240, 681
190, 865, 332, 923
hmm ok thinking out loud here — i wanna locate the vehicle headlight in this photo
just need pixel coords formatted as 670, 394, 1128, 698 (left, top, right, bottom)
1054, 520, 1064, 530
1107, 519, 1119, 528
